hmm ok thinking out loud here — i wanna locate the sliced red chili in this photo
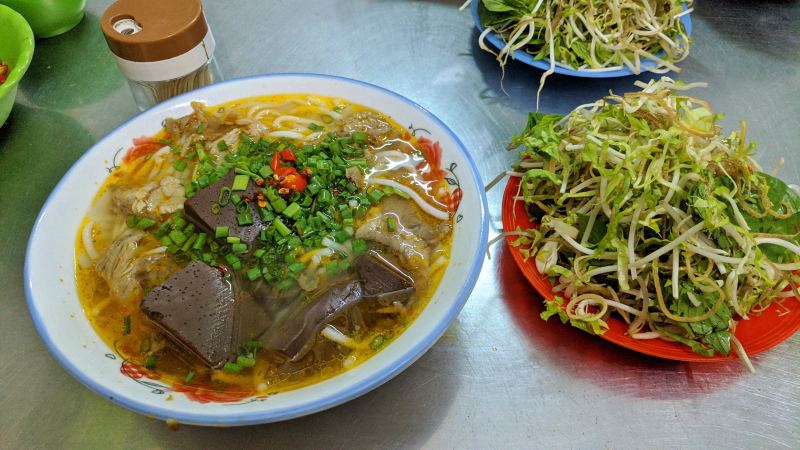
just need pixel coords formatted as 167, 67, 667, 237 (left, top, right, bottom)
280, 172, 307, 192
270, 153, 281, 172
280, 149, 296, 162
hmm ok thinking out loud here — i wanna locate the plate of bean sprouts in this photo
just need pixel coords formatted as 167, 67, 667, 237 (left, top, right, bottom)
470, 0, 693, 79
496, 78, 800, 369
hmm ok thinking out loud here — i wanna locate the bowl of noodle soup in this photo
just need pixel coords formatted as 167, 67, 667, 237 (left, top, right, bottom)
25, 73, 488, 426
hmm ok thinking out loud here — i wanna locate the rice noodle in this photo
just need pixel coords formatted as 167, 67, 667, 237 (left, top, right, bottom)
321, 237, 351, 257
268, 131, 304, 139
273, 115, 316, 128
83, 221, 99, 260
320, 325, 362, 350
368, 178, 449, 220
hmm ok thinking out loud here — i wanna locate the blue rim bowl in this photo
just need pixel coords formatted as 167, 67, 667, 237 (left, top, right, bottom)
25, 73, 489, 426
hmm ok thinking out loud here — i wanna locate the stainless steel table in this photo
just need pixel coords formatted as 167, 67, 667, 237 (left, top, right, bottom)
2, 0, 798, 448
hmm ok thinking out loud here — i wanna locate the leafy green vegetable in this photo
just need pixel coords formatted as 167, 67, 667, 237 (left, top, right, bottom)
541, 296, 609, 335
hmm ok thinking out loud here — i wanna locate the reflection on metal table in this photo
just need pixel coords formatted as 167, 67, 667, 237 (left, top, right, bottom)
1, 0, 798, 448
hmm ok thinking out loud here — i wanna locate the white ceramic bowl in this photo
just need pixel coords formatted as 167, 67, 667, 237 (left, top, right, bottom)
25, 74, 488, 426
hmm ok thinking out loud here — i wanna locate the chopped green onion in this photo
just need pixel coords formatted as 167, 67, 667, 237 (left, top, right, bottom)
243, 340, 262, 351
211, 203, 222, 215
216, 140, 228, 151
168, 229, 187, 245
369, 189, 385, 204
277, 278, 295, 291
181, 234, 197, 252
136, 217, 157, 230
193, 232, 208, 249
282, 202, 301, 219
196, 122, 206, 134
195, 142, 207, 160
270, 196, 287, 213
236, 356, 256, 367
125, 215, 137, 228
155, 221, 171, 238
172, 214, 187, 228
289, 262, 306, 273
232, 243, 248, 254
173, 160, 187, 172
184, 370, 195, 384
236, 211, 254, 226
215, 226, 229, 238
246, 267, 261, 281
122, 315, 131, 335
370, 334, 386, 350
226, 236, 241, 244
222, 362, 241, 373
274, 219, 292, 237
235, 167, 260, 179
127, 215, 157, 230
232, 174, 250, 191
351, 239, 367, 256
259, 165, 274, 178
386, 217, 397, 232
224, 253, 241, 270
326, 260, 340, 276
218, 187, 232, 206
145, 354, 158, 369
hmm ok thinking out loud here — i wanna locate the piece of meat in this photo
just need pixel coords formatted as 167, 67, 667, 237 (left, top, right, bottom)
345, 166, 366, 190
355, 196, 452, 272
358, 251, 415, 305
207, 129, 240, 164
354, 197, 436, 271
381, 196, 452, 245
184, 170, 265, 246
356, 215, 429, 271
109, 175, 186, 218
260, 281, 363, 362
96, 230, 146, 301
135, 254, 180, 292
336, 111, 395, 144
140, 261, 237, 368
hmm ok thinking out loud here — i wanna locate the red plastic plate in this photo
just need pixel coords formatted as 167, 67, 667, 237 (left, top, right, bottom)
502, 176, 800, 361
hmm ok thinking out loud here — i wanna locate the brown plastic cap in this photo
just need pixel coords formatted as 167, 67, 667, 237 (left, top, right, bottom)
101, 0, 209, 62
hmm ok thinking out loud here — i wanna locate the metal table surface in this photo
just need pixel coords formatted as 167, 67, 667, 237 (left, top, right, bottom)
1, 0, 798, 448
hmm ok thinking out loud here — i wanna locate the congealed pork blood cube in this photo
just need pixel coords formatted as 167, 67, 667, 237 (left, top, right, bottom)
261, 280, 364, 362
184, 170, 265, 245
140, 261, 237, 368
358, 251, 415, 304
